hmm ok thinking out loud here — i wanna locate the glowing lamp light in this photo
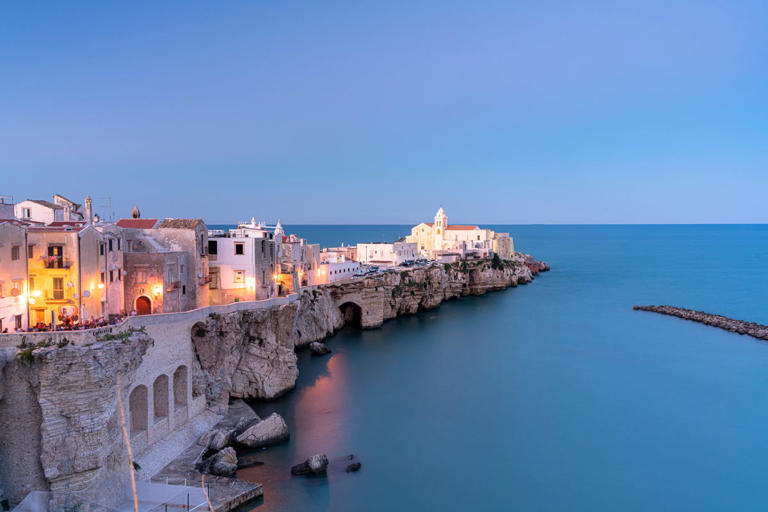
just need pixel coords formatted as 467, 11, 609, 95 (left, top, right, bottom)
32, 290, 41, 298
245, 277, 255, 290
153, 284, 163, 295
97, 283, 104, 289
28, 298, 36, 305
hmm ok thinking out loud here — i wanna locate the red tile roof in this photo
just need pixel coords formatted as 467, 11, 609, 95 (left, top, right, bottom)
446, 225, 479, 230
117, 219, 159, 229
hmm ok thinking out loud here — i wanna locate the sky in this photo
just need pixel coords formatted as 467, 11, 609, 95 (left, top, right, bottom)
1, 1, 767, 224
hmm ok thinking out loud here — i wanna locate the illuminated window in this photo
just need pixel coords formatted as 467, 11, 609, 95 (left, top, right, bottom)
234, 270, 245, 283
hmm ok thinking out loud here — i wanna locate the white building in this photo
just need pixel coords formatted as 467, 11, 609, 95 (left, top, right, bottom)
14, 194, 87, 225
356, 241, 418, 266
0, 220, 29, 332
406, 207, 513, 260
207, 219, 278, 304
316, 260, 360, 284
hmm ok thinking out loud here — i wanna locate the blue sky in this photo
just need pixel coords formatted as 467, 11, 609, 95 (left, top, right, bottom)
1, 1, 766, 224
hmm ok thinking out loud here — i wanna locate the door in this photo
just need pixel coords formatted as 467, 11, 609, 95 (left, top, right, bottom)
135, 296, 151, 315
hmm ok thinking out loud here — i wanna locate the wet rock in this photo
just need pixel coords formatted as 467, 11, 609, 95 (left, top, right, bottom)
196, 447, 238, 476
309, 342, 331, 356
291, 453, 329, 476
210, 447, 238, 476
345, 462, 362, 472
235, 412, 289, 448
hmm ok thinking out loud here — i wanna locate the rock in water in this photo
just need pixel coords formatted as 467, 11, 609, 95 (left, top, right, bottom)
309, 342, 332, 356
291, 453, 329, 476
210, 447, 238, 476
345, 462, 362, 472
235, 412, 290, 448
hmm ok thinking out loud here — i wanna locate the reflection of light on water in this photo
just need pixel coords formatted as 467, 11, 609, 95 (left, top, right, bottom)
293, 353, 349, 457
236, 351, 352, 510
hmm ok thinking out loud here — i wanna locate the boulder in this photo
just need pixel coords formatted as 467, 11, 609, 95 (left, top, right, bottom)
210, 447, 238, 476
198, 427, 234, 451
235, 412, 289, 448
195, 447, 238, 476
309, 342, 332, 356
291, 453, 329, 476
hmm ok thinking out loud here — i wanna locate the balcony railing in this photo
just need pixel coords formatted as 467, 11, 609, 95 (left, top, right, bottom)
41, 256, 73, 269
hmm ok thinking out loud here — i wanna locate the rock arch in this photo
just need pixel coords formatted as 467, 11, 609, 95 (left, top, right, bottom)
339, 301, 363, 328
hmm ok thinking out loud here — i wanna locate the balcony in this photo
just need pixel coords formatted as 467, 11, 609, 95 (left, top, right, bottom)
41, 257, 73, 269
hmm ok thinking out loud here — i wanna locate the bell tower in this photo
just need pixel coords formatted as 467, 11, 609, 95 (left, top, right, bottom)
433, 207, 447, 250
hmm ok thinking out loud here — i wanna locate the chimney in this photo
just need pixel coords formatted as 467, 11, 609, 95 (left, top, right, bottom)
85, 196, 93, 224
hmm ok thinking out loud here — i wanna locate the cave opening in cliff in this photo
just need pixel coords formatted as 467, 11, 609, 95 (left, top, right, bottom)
339, 301, 362, 328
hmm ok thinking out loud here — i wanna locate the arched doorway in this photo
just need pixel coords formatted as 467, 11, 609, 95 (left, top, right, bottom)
136, 296, 151, 315
339, 301, 362, 328
129, 385, 148, 436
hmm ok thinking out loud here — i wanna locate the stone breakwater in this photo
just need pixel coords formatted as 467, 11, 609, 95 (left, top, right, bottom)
634, 305, 768, 340
0, 254, 548, 508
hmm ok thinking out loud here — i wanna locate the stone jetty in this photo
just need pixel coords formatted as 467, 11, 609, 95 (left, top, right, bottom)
634, 305, 768, 341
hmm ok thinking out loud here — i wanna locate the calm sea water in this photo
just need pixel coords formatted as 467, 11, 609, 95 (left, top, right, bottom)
227, 225, 768, 511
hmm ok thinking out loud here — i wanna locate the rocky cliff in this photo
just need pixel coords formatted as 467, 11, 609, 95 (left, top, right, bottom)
189, 254, 549, 408
0, 332, 152, 506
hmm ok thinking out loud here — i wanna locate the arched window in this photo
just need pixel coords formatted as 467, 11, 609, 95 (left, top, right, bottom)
173, 366, 188, 407
153, 375, 169, 420
129, 385, 148, 436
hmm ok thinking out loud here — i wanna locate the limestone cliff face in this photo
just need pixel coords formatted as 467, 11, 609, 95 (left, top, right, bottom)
190, 303, 300, 411
295, 254, 543, 346
0, 335, 152, 505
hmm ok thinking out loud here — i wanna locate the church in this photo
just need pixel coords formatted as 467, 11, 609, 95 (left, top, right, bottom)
406, 207, 514, 261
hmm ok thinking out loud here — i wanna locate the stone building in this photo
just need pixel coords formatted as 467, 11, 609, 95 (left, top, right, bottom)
207, 219, 278, 304
0, 220, 29, 332
118, 217, 209, 315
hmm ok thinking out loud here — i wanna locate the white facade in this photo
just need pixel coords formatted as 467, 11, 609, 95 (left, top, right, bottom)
406, 207, 508, 260
357, 242, 418, 266
0, 221, 28, 332
14, 196, 87, 225
315, 260, 360, 284
208, 221, 277, 303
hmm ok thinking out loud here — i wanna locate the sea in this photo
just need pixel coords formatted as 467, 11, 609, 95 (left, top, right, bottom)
210, 224, 768, 511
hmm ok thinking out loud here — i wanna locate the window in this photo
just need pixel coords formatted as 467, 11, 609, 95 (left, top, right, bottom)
117, 268, 122, 281
234, 270, 245, 283
109, 239, 113, 252
22, 207, 31, 218
200, 234, 205, 256
100, 272, 105, 284
28, 245, 34, 259
11, 245, 19, 260
29, 277, 35, 291
137, 270, 147, 284
235, 243, 244, 255
182, 285, 186, 295
207, 240, 218, 255
52, 278, 64, 300
109, 270, 114, 283
14, 315, 22, 330
100, 243, 105, 256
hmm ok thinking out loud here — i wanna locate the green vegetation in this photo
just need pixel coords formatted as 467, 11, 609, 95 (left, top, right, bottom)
491, 253, 503, 270
97, 325, 147, 343
443, 263, 451, 272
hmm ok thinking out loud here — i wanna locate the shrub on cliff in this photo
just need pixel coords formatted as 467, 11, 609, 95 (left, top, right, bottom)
491, 253, 503, 270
